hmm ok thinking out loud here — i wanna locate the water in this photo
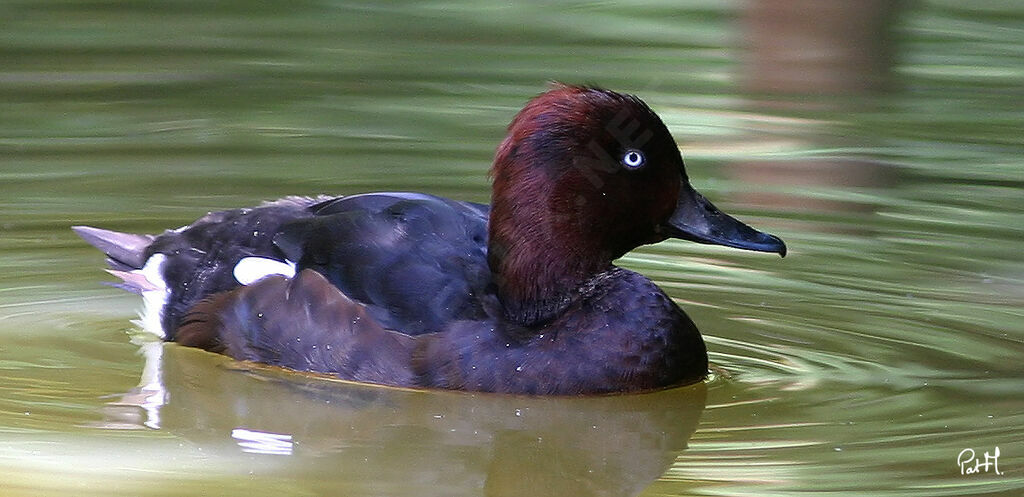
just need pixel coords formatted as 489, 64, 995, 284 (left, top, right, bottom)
1, 1, 1022, 495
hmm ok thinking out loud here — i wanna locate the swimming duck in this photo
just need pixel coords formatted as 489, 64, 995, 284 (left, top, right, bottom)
75, 84, 785, 395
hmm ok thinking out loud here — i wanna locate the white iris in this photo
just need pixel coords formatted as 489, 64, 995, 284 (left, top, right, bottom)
621, 149, 645, 169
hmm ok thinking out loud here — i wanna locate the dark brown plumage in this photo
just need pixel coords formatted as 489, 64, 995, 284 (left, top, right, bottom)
75, 85, 785, 395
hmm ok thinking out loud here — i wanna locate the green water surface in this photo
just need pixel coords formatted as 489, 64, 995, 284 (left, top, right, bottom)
1, 1, 1022, 496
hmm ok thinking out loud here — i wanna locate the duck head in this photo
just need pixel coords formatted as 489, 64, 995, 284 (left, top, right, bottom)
488, 84, 786, 325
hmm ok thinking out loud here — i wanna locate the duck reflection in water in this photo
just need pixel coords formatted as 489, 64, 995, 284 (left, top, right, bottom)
97, 341, 707, 497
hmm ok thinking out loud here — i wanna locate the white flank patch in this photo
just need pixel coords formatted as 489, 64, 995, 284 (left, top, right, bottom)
233, 257, 296, 285
131, 254, 169, 339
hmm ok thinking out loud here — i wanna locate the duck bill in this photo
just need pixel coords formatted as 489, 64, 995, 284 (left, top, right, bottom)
661, 183, 787, 257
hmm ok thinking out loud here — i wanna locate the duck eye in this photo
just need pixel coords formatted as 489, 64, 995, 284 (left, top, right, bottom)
620, 149, 645, 169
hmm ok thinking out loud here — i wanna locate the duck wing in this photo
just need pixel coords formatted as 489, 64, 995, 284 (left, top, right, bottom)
77, 192, 492, 345
178, 269, 418, 386
274, 192, 494, 336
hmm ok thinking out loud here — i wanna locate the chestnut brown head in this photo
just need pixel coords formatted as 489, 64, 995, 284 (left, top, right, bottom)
488, 84, 785, 325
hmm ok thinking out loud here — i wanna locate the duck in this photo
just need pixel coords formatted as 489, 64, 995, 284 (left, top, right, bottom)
74, 84, 786, 395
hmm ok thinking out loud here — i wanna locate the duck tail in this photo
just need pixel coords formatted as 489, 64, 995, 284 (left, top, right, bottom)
72, 225, 155, 273
74, 226, 169, 336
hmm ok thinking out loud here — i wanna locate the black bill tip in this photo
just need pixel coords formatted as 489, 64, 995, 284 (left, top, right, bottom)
663, 184, 787, 258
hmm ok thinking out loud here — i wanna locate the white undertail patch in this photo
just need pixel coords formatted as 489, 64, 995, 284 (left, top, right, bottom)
132, 254, 169, 339
233, 257, 297, 285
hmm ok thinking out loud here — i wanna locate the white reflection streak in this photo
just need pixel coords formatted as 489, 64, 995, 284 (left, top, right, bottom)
97, 339, 168, 430
133, 340, 168, 429
231, 428, 294, 456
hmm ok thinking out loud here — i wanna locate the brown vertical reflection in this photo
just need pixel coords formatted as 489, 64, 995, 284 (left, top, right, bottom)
740, 0, 903, 95
727, 0, 906, 229
729, 158, 897, 230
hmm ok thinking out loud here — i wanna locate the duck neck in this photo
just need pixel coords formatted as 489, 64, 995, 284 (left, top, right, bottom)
487, 203, 614, 327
